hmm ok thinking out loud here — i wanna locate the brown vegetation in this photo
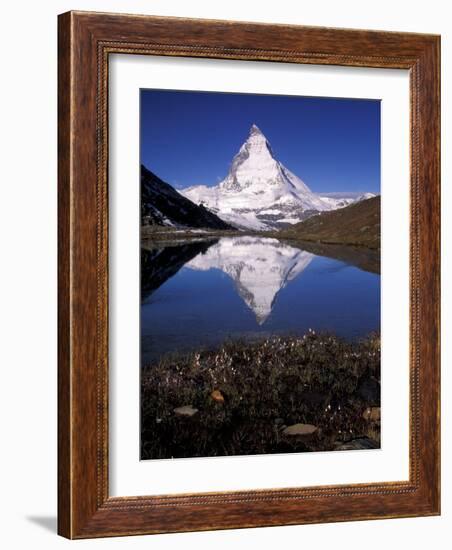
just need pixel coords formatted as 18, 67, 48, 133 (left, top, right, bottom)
141, 332, 380, 459
279, 196, 381, 249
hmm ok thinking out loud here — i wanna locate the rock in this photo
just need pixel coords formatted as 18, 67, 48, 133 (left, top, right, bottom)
274, 417, 284, 425
335, 437, 379, 451
211, 390, 225, 403
362, 406, 381, 421
283, 423, 318, 436
299, 390, 329, 407
357, 376, 380, 404
173, 405, 198, 417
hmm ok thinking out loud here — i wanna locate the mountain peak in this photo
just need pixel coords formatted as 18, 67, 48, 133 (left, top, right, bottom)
247, 124, 269, 147
249, 123, 264, 137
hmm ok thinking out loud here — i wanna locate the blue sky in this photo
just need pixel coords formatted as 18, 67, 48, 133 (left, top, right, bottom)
140, 89, 380, 194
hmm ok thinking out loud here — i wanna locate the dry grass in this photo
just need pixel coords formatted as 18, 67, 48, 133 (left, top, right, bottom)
141, 332, 381, 459
280, 196, 381, 249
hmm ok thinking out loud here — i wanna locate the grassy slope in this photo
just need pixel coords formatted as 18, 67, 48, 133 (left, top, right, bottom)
280, 196, 381, 249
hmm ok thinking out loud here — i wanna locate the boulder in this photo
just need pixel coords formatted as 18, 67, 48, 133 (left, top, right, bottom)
211, 390, 225, 403
283, 423, 318, 436
173, 405, 198, 417
357, 376, 380, 404
362, 406, 381, 421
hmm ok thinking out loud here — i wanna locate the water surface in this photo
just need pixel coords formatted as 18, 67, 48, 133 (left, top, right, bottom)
141, 236, 380, 365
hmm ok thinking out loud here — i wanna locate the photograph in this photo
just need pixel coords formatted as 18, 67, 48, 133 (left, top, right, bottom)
0, 0, 443, 544
140, 90, 381, 460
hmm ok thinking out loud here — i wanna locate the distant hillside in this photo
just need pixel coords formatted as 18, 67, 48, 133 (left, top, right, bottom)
141, 165, 232, 230
280, 196, 380, 249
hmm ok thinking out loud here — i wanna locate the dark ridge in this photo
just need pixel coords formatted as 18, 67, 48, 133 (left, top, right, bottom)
141, 164, 233, 230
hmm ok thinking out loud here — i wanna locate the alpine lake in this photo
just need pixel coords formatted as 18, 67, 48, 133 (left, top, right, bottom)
140, 234, 381, 460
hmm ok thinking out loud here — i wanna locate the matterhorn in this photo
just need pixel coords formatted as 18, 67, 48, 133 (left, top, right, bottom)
179, 124, 372, 230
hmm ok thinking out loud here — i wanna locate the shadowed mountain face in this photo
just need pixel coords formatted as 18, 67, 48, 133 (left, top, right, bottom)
186, 237, 313, 323
141, 165, 232, 230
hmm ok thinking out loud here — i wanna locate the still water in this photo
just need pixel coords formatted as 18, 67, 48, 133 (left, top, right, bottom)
141, 236, 380, 366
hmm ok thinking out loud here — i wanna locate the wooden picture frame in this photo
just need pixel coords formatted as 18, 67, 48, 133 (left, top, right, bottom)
58, 11, 440, 539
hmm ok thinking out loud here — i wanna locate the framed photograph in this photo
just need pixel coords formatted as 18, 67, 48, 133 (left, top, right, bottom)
58, 11, 440, 538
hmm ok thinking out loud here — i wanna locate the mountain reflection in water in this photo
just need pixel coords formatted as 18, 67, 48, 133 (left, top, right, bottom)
141, 236, 380, 365
186, 237, 314, 324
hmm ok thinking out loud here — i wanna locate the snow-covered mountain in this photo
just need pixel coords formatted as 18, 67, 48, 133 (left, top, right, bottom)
179, 124, 375, 230
186, 236, 313, 324
319, 191, 376, 209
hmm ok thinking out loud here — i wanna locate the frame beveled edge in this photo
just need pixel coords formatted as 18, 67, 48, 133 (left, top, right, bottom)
57, 10, 440, 539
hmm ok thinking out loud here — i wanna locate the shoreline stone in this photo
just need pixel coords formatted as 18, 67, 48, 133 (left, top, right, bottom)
283, 423, 318, 436
174, 405, 198, 417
